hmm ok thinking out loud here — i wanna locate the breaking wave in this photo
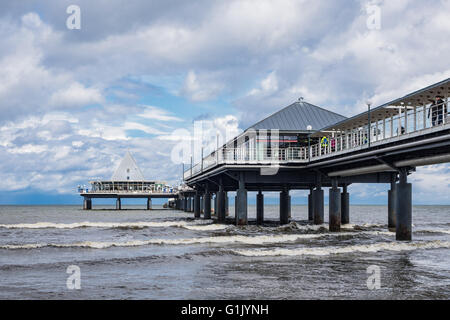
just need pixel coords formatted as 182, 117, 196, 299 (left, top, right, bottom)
0, 220, 222, 230
232, 240, 450, 257
0, 231, 392, 250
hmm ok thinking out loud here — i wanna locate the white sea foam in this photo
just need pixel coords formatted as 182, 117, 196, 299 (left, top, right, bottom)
0, 231, 393, 250
0, 220, 214, 230
415, 228, 450, 235
233, 240, 450, 257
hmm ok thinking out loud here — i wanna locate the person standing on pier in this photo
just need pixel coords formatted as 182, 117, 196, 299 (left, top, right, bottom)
428, 96, 446, 126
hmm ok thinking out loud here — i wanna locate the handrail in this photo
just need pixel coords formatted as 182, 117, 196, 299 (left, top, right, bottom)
184, 101, 449, 180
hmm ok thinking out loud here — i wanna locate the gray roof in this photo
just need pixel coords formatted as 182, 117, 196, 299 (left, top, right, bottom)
247, 101, 347, 132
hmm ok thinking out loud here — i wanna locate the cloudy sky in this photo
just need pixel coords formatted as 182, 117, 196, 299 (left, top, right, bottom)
0, 0, 449, 205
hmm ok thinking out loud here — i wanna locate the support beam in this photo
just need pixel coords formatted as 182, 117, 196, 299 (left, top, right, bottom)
217, 184, 226, 223
116, 198, 121, 210
184, 197, 188, 212
225, 193, 229, 216
280, 188, 290, 225
396, 169, 412, 241
341, 185, 350, 225
194, 192, 201, 218
147, 198, 152, 210
256, 190, 264, 225
235, 172, 248, 225
204, 192, 211, 219
214, 194, 217, 216
288, 195, 292, 219
313, 187, 324, 225
329, 179, 341, 232
388, 175, 397, 231
187, 197, 192, 212
308, 188, 314, 221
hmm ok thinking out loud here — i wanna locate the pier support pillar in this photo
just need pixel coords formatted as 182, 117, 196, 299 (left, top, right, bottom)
280, 188, 290, 225
116, 198, 121, 210
194, 192, 201, 218
256, 190, 264, 225
329, 180, 341, 232
396, 169, 412, 241
313, 187, 324, 225
147, 198, 152, 210
200, 195, 204, 214
83, 198, 92, 210
214, 194, 217, 216
184, 197, 189, 212
204, 192, 211, 219
341, 185, 350, 225
217, 185, 226, 223
288, 195, 292, 219
225, 193, 229, 216
235, 173, 248, 226
308, 188, 314, 221
187, 197, 192, 212
388, 175, 397, 231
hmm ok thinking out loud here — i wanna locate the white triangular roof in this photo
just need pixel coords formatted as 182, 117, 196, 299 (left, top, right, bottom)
111, 151, 145, 181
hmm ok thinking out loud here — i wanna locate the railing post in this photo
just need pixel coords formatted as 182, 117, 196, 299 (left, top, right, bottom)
405, 105, 408, 133
391, 116, 394, 137
423, 104, 427, 129
413, 106, 417, 131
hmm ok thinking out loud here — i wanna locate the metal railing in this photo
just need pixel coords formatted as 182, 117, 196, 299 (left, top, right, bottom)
184, 101, 449, 180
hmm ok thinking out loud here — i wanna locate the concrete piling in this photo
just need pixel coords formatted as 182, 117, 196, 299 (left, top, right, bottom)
288, 195, 292, 219
225, 193, 229, 216
204, 192, 211, 219
147, 198, 152, 210
187, 197, 192, 212
256, 190, 264, 225
217, 186, 226, 222
280, 188, 290, 225
194, 193, 201, 218
388, 176, 397, 231
116, 198, 121, 210
341, 185, 350, 225
308, 188, 314, 221
235, 173, 248, 225
329, 180, 341, 232
313, 187, 324, 225
396, 169, 412, 241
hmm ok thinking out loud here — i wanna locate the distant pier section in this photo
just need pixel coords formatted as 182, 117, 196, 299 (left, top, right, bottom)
79, 151, 192, 210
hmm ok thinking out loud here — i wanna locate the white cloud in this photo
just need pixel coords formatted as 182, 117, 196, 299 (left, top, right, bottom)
50, 82, 104, 108
137, 106, 183, 122
0, 2, 450, 203
181, 70, 224, 102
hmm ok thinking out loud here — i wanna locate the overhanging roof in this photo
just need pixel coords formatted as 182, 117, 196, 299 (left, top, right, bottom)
311, 78, 450, 136
247, 101, 347, 132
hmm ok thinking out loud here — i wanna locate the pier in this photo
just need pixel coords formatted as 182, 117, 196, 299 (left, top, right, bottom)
79, 151, 193, 210
180, 79, 450, 241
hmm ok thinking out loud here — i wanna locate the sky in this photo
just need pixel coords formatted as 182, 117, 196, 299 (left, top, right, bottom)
0, 0, 450, 205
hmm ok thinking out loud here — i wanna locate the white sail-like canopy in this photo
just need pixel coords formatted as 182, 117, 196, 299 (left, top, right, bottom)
111, 151, 145, 181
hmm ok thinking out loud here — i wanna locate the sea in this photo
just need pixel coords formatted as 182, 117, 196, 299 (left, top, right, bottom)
0, 204, 449, 300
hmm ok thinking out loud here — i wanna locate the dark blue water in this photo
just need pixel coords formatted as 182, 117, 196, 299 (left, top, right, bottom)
0, 205, 448, 299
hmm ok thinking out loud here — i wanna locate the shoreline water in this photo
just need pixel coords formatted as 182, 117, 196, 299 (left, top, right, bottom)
0, 205, 448, 299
